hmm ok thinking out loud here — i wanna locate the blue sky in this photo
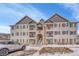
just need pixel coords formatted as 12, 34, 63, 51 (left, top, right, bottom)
0, 3, 79, 33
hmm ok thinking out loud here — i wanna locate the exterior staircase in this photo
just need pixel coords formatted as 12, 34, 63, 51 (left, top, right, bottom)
37, 39, 42, 45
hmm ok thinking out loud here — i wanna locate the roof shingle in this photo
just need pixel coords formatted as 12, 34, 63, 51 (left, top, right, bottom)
15, 16, 32, 25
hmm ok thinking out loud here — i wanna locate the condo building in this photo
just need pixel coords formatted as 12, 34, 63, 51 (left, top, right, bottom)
10, 14, 79, 45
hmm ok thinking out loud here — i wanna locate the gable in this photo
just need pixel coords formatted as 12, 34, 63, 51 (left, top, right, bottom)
15, 16, 32, 25
45, 20, 53, 23
47, 14, 69, 22
39, 19, 44, 23
29, 20, 37, 24
37, 22, 42, 25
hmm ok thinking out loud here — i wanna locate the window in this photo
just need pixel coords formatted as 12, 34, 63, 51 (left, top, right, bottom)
62, 23, 68, 27
74, 31, 76, 34
20, 26, 22, 29
46, 31, 53, 37
62, 39, 65, 44
16, 25, 19, 29
29, 25, 35, 30
59, 24, 61, 27
17, 39, 19, 43
23, 32, 25, 36
29, 39, 35, 44
19, 39, 21, 43
23, 25, 25, 29
71, 23, 76, 27
29, 32, 35, 37
62, 23, 65, 27
54, 39, 57, 43
70, 39, 73, 44
54, 24, 57, 27
22, 39, 24, 43
70, 31, 73, 35
74, 39, 76, 44
55, 31, 57, 35
47, 39, 53, 44
27, 26, 28, 28
20, 32, 22, 36
62, 31, 68, 35
58, 39, 61, 44
16, 32, 19, 36
54, 31, 60, 35
27, 32, 28, 35
67, 23, 68, 26
70, 31, 76, 35
70, 23, 73, 27
67, 38, 68, 44
59, 31, 61, 35
12, 33, 14, 36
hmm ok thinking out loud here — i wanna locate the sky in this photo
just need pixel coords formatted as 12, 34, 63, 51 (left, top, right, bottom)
0, 3, 79, 34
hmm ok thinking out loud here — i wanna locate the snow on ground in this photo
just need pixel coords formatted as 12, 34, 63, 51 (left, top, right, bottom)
68, 48, 79, 56
8, 45, 79, 56
26, 45, 79, 56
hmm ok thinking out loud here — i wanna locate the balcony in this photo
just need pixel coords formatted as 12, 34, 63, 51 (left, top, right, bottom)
46, 31, 53, 37
29, 32, 35, 37
37, 27, 43, 30
29, 25, 35, 30
46, 24, 53, 30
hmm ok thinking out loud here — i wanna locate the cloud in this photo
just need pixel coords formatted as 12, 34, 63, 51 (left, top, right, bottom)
59, 4, 79, 34
6, 4, 47, 21
0, 25, 10, 33
0, 4, 25, 25
0, 4, 47, 33
60, 4, 79, 21
0, 3, 47, 24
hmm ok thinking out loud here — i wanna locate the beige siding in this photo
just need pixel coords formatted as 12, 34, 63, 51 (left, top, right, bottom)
10, 14, 78, 45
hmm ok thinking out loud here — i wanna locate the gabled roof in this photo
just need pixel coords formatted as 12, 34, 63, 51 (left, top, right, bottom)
15, 16, 32, 25
11, 13, 79, 26
39, 19, 44, 23
45, 19, 53, 23
37, 22, 42, 25
46, 13, 69, 22
38, 19, 45, 24
29, 20, 37, 24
